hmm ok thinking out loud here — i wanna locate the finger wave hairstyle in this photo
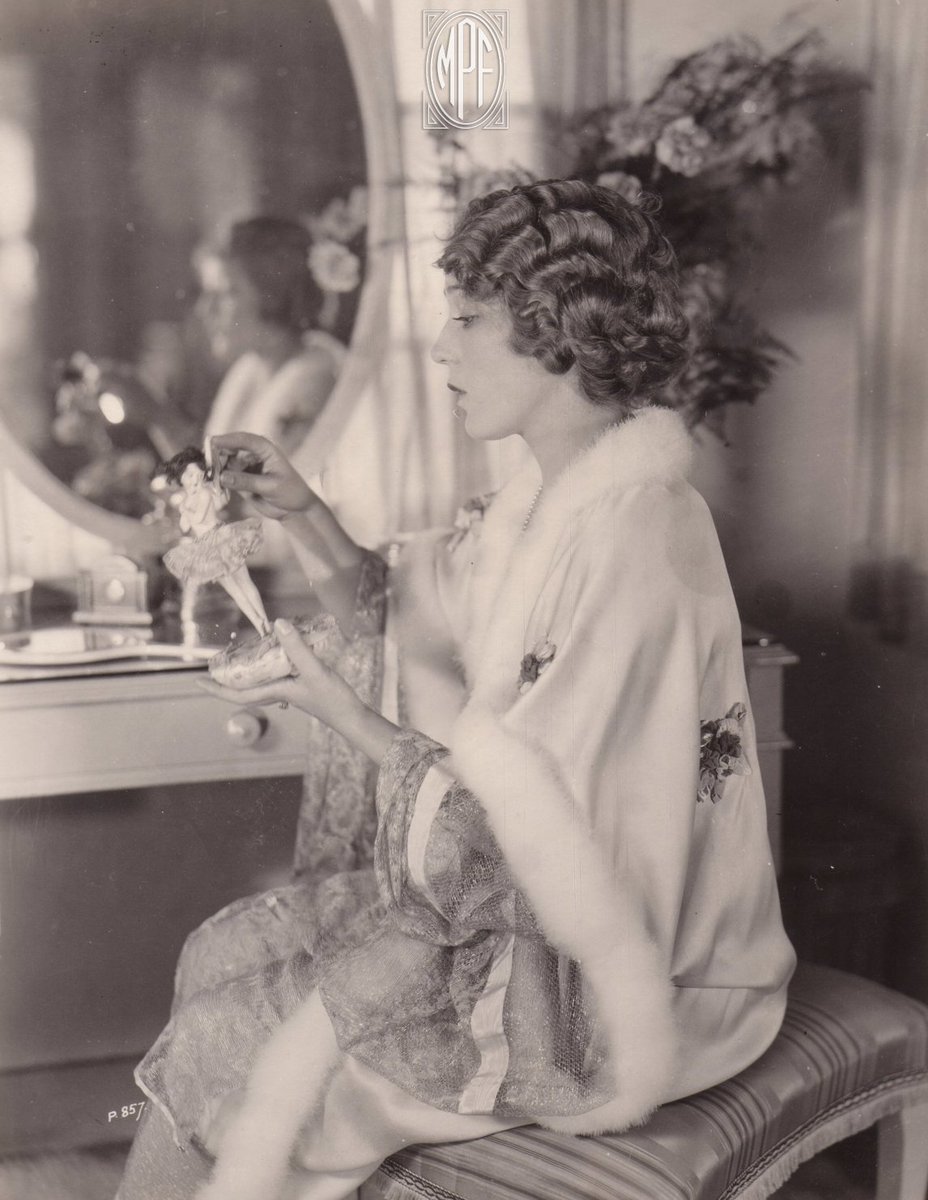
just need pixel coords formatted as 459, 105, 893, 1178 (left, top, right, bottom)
225, 217, 323, 336
437, 179, 689, 412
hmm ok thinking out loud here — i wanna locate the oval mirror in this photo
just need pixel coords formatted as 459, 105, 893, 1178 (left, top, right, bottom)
0, 0, 396, 558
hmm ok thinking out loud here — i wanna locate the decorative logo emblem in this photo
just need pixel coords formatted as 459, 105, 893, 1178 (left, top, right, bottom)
422, 10, 509, 131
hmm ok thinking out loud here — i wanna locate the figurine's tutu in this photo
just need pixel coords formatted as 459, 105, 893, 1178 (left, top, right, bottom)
163, 517, 263, 584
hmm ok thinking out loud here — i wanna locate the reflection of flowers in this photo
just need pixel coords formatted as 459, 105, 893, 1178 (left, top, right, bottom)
304, 187, 367, 300
309, 240, 361, 293
698, 702, 751, 804
72, 448, 159, 519
518, 639, 557, 695
307, 186, 367, 245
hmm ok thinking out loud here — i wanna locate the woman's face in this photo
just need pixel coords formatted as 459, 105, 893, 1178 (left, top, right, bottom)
431, 284, 563, 442
196, 254, 264, 363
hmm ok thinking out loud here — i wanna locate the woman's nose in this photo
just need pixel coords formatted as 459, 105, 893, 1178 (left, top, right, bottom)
430, 320, 455, 365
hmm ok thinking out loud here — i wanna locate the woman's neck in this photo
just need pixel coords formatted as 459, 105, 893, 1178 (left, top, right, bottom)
524, 396, 620, 486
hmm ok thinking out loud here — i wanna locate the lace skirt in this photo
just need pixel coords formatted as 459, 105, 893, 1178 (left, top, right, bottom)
163, 517, 263, 584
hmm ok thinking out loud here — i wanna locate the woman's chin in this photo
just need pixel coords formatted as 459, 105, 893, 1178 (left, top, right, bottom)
461, 414, 507, 442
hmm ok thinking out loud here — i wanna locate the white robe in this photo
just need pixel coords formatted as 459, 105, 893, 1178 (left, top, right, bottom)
389, 406, 795, 1126
194, 407, 795, 1198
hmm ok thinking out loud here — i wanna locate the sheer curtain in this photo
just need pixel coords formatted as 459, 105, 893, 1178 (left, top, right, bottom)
852, 0, 928, 641
318, 0, 538, 546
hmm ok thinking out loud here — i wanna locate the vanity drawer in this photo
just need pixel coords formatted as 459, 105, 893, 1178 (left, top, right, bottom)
0, 673, 309, 800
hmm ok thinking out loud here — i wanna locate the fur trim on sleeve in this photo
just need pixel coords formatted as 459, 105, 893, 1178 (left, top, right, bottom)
452, 702, 678, 1134
194, 991, 341, 1200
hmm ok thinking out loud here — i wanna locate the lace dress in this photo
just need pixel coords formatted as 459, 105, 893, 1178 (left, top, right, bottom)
135, 554, 387, 1142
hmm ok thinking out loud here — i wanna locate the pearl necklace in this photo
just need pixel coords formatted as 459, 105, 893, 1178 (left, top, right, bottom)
522, 486, 543, 532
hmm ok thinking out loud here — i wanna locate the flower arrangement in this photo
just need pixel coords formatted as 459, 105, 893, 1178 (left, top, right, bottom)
431, 31, 862, 438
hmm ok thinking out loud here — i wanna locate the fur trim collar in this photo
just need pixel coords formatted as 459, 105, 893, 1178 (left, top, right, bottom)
451, 408, 691, 1131
463, 407, 692, 693
452, 704, 678, 1135
535, 405, 693, 522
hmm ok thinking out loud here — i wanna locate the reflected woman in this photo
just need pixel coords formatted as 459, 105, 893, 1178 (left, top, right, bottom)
199, 217, 346, 457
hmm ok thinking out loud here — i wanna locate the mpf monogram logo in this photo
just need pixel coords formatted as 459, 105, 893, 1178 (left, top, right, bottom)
423, 10, 508, 130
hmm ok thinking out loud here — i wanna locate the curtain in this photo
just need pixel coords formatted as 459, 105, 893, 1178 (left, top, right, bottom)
851, 0, 928, 641
528, 0, 628, 133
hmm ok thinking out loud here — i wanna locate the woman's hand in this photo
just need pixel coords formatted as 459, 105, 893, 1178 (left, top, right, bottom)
199, 618, 358, 725
198, 618, 399, 764
209, 432, 320, 521
209, 430, 365, 630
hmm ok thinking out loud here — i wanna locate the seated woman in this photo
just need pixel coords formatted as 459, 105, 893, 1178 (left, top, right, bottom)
118, 179, 795, 1200
199, 216, 345, 456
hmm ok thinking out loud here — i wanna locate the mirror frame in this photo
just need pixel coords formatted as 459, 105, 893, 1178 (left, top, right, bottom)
0, 0, 402, 559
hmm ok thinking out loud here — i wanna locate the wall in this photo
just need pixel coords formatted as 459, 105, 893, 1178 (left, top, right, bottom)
0, 777, 301, 1066
633, 0, 928, 999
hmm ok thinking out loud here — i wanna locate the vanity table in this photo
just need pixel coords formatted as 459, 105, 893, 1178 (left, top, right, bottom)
0, 632, 797, 842
0, 666, 311, 802
0, 640, 317, 1156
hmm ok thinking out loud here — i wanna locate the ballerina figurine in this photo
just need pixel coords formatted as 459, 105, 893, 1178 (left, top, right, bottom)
161, 446, 270, 636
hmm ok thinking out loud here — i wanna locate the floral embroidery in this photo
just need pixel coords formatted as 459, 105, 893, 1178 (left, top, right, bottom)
518, 639, 557, 694
447, 493, 495, 551
698, 702, 751, 803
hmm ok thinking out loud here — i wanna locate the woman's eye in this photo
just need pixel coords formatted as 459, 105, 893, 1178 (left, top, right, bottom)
453, 315, 477, 328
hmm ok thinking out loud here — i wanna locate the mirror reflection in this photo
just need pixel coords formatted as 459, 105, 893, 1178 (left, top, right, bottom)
0, 0, 366, 518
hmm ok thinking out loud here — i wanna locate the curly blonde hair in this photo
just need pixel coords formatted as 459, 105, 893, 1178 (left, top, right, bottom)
437, 178, 689, 412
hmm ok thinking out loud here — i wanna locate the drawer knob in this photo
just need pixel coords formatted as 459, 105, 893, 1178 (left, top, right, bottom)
225, 710, 268, 747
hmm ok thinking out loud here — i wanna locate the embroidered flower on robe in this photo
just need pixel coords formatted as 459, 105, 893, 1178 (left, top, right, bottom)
518, 639, 557, 694
698, 702, 751, 803
447, 493, 495, 551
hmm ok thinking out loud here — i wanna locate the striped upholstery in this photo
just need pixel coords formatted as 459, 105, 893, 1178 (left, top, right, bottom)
362, 965, 928, 1200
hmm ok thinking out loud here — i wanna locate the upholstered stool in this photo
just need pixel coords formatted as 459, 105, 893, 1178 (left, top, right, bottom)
359, 964, 928, 1200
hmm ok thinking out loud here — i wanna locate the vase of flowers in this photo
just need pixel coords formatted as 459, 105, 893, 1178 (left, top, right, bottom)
432, 31, 862, 439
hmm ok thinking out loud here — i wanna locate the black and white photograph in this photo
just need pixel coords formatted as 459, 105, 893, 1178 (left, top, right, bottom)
0, 1, 924, 1198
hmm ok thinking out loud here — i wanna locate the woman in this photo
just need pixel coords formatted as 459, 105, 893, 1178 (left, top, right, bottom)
198, 216, 345, 456
119, 180, 794, 1200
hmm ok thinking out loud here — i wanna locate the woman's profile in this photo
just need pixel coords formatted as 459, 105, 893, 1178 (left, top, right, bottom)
118, 179, 794, 1200
198, 216, 345, 456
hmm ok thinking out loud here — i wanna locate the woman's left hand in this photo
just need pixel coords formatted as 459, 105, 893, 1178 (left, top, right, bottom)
197, 618, 360, 730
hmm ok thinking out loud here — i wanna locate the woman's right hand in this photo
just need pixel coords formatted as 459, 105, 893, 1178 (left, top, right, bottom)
210, 432, 364, 624
209, 432, 320, 521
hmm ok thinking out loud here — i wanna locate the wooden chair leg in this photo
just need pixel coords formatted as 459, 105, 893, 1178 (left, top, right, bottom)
877, 1101, 928, 1200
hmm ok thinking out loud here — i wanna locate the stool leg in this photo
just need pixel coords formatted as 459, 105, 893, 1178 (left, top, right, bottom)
877, 1101, 928, 1200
